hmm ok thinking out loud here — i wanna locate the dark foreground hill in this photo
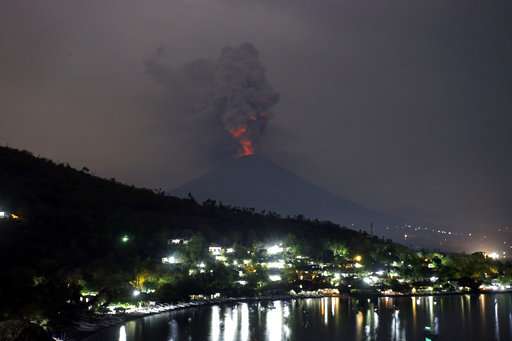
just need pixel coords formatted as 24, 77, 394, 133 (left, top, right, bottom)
172, 155, 397, 230
0, 147, 384, 248
0, 147, 399, 253
0, 146, 403, 319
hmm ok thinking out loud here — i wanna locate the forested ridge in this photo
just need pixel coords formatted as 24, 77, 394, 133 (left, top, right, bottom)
0, 146, 393, 322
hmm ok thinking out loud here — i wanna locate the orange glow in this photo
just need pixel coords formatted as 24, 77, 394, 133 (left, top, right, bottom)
229, 126, 247, 139
240, 139, 254, 156
229, 126, 255, 157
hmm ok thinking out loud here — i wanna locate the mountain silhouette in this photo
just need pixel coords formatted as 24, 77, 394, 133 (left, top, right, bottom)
172, 155, 396, 230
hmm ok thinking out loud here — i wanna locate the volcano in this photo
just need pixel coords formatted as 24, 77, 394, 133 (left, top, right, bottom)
171, 156, 396, 230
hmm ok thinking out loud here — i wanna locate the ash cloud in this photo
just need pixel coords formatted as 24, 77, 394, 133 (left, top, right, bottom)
146, 43, 279, 157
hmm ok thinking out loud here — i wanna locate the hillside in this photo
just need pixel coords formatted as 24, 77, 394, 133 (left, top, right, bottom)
0, 146, 382, 247
0, 146, 402, 320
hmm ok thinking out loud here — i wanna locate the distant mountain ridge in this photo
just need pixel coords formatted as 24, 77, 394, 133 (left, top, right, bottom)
172, 155, 398, 229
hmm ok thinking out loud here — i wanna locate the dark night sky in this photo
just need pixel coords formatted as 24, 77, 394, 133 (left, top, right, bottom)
1, 1, 511, 235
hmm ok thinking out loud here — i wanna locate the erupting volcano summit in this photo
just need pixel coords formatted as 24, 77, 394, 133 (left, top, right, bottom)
215, 43, 280, 157
146, 43, 279, 157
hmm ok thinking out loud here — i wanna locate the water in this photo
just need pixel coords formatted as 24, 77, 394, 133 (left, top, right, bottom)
84, 294, 512, 341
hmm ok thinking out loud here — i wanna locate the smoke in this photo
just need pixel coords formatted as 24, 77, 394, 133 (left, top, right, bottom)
146, 43, 279, 157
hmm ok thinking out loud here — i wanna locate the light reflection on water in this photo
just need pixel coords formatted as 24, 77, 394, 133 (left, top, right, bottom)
240, 303, 249, 341
266, 301, 284, 341
495, 298, 500, 341
169, 319, 178, 341
118, 326, 126, 341
87, 294, 512, 341
210, 305, 220, 341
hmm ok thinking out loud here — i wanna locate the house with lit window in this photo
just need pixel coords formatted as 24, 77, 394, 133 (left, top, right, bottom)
0, 211, 19, 220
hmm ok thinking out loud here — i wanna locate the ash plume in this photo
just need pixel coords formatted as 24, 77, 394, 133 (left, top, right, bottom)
146, 43, 279, 157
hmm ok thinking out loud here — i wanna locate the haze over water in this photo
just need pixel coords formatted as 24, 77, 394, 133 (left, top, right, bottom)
85, 295, 512, 341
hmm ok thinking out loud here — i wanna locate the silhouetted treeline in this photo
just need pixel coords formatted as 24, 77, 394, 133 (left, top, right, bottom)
0, 146, 401, 324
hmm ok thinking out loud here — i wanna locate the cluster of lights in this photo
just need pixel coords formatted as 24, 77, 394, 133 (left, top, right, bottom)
268, 274, 282, 282
480, 282, 512, 291
208, 246, 223, 256
0, 211, 20, 220
265, 260, 285, 269
110, 235, 511, 313
106, 226, 512, 312
162, 255, 180, 264
485, 252, 501, 260
390, 224, 473, 239
363, 276, 379, 286
198, 243, 290, 283
215, 255, 227, 262
156, 238, 512, 297
266, 244, 284, 255
170, 238, 189, 245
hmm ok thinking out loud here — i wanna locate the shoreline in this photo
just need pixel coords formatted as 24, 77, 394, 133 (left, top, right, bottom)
62, 290, 512, 341
60, 294, 325, 341
378, 289, 512, 298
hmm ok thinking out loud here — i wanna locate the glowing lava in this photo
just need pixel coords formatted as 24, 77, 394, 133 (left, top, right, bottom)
230, 126, 247, 139
229, 126, 255, 157
239, 139, 254, 156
